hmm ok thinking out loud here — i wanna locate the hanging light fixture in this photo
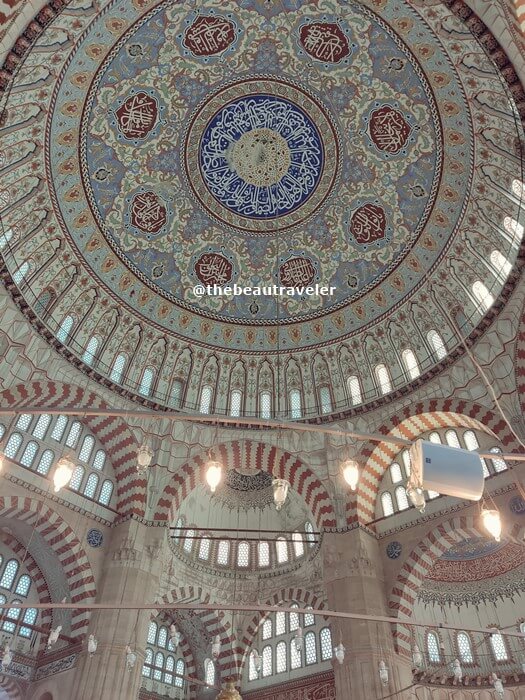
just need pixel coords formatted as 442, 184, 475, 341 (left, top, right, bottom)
136, 443, 154, 472
490, 672, 505, 699
252, 649, 262, 674
412, 643, 422, 668
169, 623, 181, 649
211, 634, 221, 660
205, 459, 222, 493
334, 642, 346, 665
53, 457, 74, 492
47, 625, 62, 648
481, 507, 502, 542
406, 485, 426, 513
125, 645, 137, 670
294, 626, 304, 652
272, 478, 289, 511
88, 634, 98, 656
378, 660, 389, 686
216, 678, 243, 700
341, 459, 359, 491
2, 644, 12, 670
453, 658, 462, 683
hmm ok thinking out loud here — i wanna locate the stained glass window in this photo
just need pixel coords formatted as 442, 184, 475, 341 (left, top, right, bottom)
402, 349, 420, 380
490, 632, 508, 661
51, 415, 68, 441
99, 480, 113, 506
390, 463, 402, 484
445, 429, 460, 448
36, 450, 54, 476
4, 432, 22, 459
401, 450, 411, 476
147, 622, 157, 644
258, 541, 270, 567
175, 659, 184, 687
57, 315, 74, 343
457, 632, 473, 663
289, 605, 300, 632
165, 654, 174, 684
260, 391, 271, 419
375, 364, 392, 395
82, 336, 99, 365
139, 367, 155, 396
395, 486, 409, 511
276, 611, 286, 636
290, 639, 302, 669
217, 540, 230, 565
79, 435, 95, 462
14, 574, 30, 597
92, 449, 106, 470
276, 641, 287, 673
32, 414, 51, 439
16, 414, 32, 431
142, 649, 153, 677
205, 658, 215, 685
13, 262, 29, 284
463, 430, 489, 477
83, 473, 99, 499
289, 389, 302, 419
69, 465, 84, 491
158, 627, 168, 648
381, 492, 394, 517
276, 538, 288, 564
319, 386, 332, 414
65, 421, 82, 448
19, 607, 37, 638
0, 560, 19, 589
347, 375, 362, 405
262, 645, 272, 676
490, 447, 507, 473
198, 537, 211, 561
199, 385, 213, 414
427, 632, 441, 663
230, 389, 242, 417
249, 650, 259, 680
184, 529, 195, 553
2, 600, 21, 632
429, 431, 442, 444
304, 608, 315, 627
262, 618, 272, 640
153, 652, 163, 680
110, 354, 126, 383
305, 632, 317, 665
472, 280, 494, 312
427, 330, 447, 360
293, 531, 304, 557
171, 380, 182, 408
320, 627, 333, 660
490, 250, 511, 280
20, 441, 38, 467
237, 542, 249, 568
305, 522, 315, 547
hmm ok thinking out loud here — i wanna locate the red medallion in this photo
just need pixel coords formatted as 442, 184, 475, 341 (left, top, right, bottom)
279, 257, 316, 288
369, 106, 411, 154
115, 92, 158, 139
130, 191, 167, 233
195, 253, 233, 286
299, 23, 350, 63
350, 204, 386, 244
183, 15, 236, 57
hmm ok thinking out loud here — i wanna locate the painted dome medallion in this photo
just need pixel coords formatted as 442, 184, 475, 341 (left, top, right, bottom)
0, 0, 523, 415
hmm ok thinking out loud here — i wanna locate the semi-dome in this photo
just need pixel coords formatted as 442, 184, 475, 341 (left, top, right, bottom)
0, 0, 524, 417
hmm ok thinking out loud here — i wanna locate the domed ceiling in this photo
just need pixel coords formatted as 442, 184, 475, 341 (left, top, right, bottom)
0, 0, 523, 415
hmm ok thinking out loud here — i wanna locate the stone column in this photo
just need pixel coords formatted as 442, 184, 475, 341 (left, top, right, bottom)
73, 519, 166, 700
323, 528, 412, 699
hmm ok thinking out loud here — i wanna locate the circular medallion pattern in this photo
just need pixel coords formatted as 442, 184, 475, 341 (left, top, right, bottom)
86, 529, 104, 548
185, 78, 338, 233
386, 541, 402, 559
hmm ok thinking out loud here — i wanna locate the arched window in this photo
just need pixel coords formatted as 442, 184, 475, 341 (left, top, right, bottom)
503, 216, 524, 243
237, 542, 250, 568
276, 640, 287, 673
490, 250, 512, 280
14, 574, 31, 597
390, 463, 403, 484
0, 227, 13, 250
289, 605, 300, 632
139, 367, 155, 397
0, 560, 19, 589
158, 627, 167, 648
276, 611, 286, 636
375, 364, 392, 395
79, 435, 95, 462
153, 651, 164, 680
183, 529, 195, 553
262, 646, 272, 677
199, 537, 211, 561
276, 538, 288, 564
69, 465, 84, 491
347, 375, 362, 405
217, 540, 230, 565
20, 441, 38, 467
305, 631, 317, 665
36, 449, 54, 475
37, 289, 54, 313
402, 349, 420, 380
427, 631, 441, 663
320, 627, 333, 661
4, 432, 22, 459
19, 608, 37, 638
82, 336, 99, 365
13, 262, 29, 284
445, 429, 460, 448
147, 622, 157, 644
57, 315, 74, 343
260, 391, 271, 419
16, 414, 32, 431
65, 420, 82, 448
51, 415, 68, 441
305, 522, 316, 547
199, 384, 213, 414
3, 600, 21, 632
262, 618, 272, 640
205, 658, 215, 685
92, 449, 106, 470
319, 386, 332, 414
165, 655, 174, 684
401, 450, 411, 476
175, 659, 184, 688
290, 639, 302, 669
429, 432, 442, 444
304, 608, 315, 626
490, 447, 507, 473
289, 389, 302, 419
230, 389, 242, 417
472, 280, 494, 312
489, 631, 509, 661
142, 648, 153, 677
395, 486, 409, 511
83, 473, 99, 499
381, 492, 394, 517
463, 430, 489, 477
32, 414, 51, 439
173, 518, 183, 539
98, 480, 114, 506
110, 354, 126, 384
457, 632, 473, 663
258, 541, 269, 567
427, 330, 447, 360
249, 650, 259, 680
292, 532, 305, 558
170, 380, 183, 408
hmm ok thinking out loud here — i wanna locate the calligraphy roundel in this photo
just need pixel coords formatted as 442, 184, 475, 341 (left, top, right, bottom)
184, 77, 340, 234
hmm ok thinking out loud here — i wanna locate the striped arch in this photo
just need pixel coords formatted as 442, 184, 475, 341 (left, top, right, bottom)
238, 588, 328, 677
0, 381, 145, 517
517, 305, 525, 414
352, 400, 518, 525
388, 516, 484, 655
0, 496, 96, 640
0, 675, 23, 700
156, 586, 235, 688
154, 440, 336, 528
0, 531, 53, 651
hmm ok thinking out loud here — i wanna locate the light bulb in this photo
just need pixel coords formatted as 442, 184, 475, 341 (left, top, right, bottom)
272, 478, 290, 511
481, 508, 502, 542
53, 458, 74, 492
205, 460, 222, 493
137, 443, 154, 471
379, 660, 389, 686
342, 460, 359, 491
334, 642, 345, 665
412, 644, 422, 667
88, 634, 98, 656
126, 645, 136, 670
